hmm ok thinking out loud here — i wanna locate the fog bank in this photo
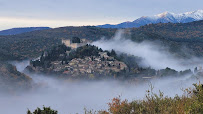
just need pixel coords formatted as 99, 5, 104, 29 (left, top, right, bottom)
0, 76, 200, 114
0, 66, 201, 114
92, 30, 203, 71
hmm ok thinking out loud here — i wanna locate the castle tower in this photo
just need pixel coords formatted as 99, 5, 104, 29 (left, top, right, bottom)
62, 38, 89, 49
62, 39, 71, 47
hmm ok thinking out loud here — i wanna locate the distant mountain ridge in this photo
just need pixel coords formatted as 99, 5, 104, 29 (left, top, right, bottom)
0, 27, 51, 35
98, 10, 203, 28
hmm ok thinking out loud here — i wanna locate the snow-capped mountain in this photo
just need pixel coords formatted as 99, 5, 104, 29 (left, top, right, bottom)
98, 10, 203, 28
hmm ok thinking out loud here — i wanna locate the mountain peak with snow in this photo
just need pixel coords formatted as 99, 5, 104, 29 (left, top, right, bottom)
98, 10, 203, 28
182, 10, 203, 20
184, 10, 203, 15
156, 11, 174, 17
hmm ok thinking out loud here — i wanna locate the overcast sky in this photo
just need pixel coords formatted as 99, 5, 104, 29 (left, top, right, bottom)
0, 0, 202, 30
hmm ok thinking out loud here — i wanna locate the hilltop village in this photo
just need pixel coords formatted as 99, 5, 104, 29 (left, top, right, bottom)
27, 37, 128, 78
26, 37, 203, 80
54, 52, 127, 77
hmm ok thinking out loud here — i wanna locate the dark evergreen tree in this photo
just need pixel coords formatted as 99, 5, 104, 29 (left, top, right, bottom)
110, 49, 116, 57
72, 37, 81, 43
194, 67, 198, 73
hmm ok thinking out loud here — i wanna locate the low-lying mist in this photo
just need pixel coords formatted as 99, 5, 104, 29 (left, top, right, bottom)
1, 30, 203, 114
0, 61, 201, 114
92, 30, 203, 71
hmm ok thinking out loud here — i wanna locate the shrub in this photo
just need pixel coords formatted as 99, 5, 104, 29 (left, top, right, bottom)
100, 83, 203, 114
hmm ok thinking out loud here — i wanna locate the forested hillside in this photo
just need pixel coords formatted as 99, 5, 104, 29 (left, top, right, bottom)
130, 20, 203, 57
0, 62, 32, 92
0, 26, 116, 60
133, 20, 203, 40
0, 21, 202, 61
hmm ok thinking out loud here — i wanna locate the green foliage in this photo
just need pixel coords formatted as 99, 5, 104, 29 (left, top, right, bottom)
135, 21, 203, 39
31, 44, 70, 68
1, 21, 203, 61
190, 83, 203, 113
31, 44, 108, 68
110, 50, 116, 57
0, 62, 32, 92
156, 67, 192, 77
0, 21, 203, 61
27, 106, 58, 114
71, 37, 81, 43
68, 44, 101, 59
118, 54, 140, 70
179, 69, 192, 76
46, 44, 70, 61
158, 67, 179, 77
130, 20, 203, 58
0, 26, 115, 61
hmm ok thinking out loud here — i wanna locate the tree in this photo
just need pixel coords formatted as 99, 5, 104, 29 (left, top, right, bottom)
27, 106, 58, 114
110, 49, 116, 57
71, 37, 81, 43
194, 67, 198, 73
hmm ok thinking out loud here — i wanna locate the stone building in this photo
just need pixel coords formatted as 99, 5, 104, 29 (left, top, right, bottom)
62, 38, 89, 49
